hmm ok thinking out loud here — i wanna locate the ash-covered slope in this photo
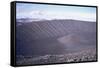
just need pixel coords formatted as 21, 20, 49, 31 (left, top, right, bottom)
16, 19, 96, 57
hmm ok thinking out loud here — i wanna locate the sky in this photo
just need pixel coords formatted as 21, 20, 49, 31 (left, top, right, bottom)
16, 3, 96, 22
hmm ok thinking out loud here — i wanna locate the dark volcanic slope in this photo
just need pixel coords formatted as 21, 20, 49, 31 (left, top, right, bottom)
16, 19, 96, 56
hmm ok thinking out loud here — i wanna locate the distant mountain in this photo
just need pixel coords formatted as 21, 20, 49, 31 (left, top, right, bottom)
17, 18, 96, 23
17, 18, 47, 22
16, 18, 50, 26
